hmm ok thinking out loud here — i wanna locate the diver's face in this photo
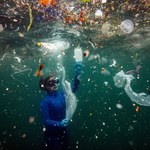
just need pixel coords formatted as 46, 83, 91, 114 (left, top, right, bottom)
46, 77, 58, 92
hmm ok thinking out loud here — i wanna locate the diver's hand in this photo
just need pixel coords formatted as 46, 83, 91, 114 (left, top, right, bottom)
60, 118, 69, 127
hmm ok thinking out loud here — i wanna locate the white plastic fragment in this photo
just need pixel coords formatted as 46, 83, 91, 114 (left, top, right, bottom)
104, 81, 108, 86
14, 57, 21, 63
114, 70, 150, 106
95, 10, 103, 17
0, 24, 4, 32
116, 103, 123, 109
102, 0, 107, 4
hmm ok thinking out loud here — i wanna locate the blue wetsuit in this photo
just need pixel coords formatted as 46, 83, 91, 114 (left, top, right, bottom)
40, 62, 82, 149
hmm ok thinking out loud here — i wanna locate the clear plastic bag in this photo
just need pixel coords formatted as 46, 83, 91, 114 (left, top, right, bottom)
114, 70, 150, 106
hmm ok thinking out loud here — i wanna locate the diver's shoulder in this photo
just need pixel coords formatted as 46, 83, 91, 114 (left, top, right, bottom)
41, 95, 52, 103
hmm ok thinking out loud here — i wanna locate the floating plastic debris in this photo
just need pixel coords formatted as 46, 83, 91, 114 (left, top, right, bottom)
135, 106, 139, 112
101, 68, 110, 76
74, 46, 83, 62
14, 57, 21, 63
120, 19, 134, 34
29, 116, 35, 124
116, 103, 123, 109
39, 0, 57, 6
109, 59, 116, 67
126, 65, 141, 75
81, 0, 91, 3
35, 64, 44, 77
113, 70, 134, 88
6, 88, 9, 91
88, 54, 95, 61
83, 50, 90, 58
114, 70, 150, 106
61, 66, 77, 120
88, 41, 95, 48
94, 54, 100, 62
37, 42, 56, 50
27, 5, 33, 31
95, 10, 103, 17
18, 32, 24, 37
0, 24, 4, 32
0, 53, 8, 61
13, 26, 20, 31
102, 0, 107, 3
104, 81, 108, 86
67, 30, 80, 37
100, 57, 108, 64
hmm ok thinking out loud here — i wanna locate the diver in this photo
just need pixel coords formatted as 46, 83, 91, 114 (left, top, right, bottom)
39, 62, 82, 150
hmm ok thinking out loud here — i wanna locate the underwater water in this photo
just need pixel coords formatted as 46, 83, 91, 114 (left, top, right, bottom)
0, 20, 150, 150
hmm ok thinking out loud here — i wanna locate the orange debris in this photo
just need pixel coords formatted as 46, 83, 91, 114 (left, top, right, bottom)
39, 0, 57, 7
135, 106, 139, 112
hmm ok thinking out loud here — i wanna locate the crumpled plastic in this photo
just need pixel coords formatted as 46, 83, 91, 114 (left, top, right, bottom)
61, 65, 77, 120
114, 70, 150, 106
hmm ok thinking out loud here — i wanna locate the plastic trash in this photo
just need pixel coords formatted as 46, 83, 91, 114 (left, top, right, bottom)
83, 50, 90, 58
88, 54, 95, 61
18, 32, 24, 37
95, 10, 103, 17
104, 81, 108, 86
101, 68, 110, 76
37, 42, 57, 50
113, 70, 134, 88
102, 0, 107, 3
61, 66, 77, 120
114, 70, 150, 106
0, 24, 4, 32
124, 82, 150, 106
101, 57, 108, 64
27, 5, 33, 32
116, 103, 123, 109
74, 46, 83, 62
126, 65, 141, 75
120, 19, 134, 34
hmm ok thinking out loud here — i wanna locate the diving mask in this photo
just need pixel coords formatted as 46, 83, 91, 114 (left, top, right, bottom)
39, 76, 59, 92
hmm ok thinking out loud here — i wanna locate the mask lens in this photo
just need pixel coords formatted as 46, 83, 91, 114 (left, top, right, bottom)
48, 77, 59, 86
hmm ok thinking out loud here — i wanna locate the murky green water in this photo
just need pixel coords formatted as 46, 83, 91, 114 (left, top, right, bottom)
0, 21, 150, 150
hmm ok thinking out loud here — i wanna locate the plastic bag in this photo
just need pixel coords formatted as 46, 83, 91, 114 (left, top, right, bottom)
74, 46, 83, 62
114, 70, 150, 106
61, 66, 78, 120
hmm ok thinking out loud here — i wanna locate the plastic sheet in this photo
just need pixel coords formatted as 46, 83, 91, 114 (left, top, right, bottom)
0, 24, 4, 32
114, 70, 150, 106
74, 46, 83, 62
27, 5, 33, 31
61, 66, 77, 120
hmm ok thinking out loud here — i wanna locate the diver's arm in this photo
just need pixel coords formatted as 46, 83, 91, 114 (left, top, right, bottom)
40, 101, 65, 127
72, 62, 82, 93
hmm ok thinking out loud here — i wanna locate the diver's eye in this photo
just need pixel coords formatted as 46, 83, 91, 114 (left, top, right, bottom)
48, 79, 56, 86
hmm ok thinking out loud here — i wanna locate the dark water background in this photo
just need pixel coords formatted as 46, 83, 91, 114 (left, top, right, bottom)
0, 22, 150, 150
